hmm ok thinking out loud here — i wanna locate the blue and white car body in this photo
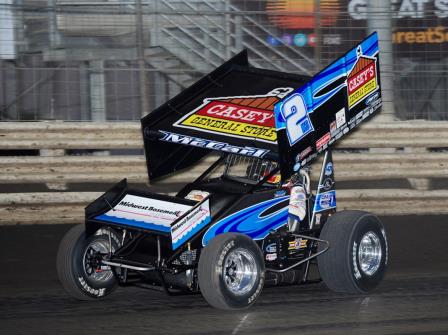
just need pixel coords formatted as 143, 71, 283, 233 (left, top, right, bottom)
82, 33, 382, 297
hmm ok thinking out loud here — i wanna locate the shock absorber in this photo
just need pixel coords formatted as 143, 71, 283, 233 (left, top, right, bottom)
287, 168, 311, 233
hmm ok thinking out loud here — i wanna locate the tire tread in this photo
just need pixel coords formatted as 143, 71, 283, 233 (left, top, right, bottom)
318, 210, 382, 293
198, 233, 264, 310
56, 224, 96, 300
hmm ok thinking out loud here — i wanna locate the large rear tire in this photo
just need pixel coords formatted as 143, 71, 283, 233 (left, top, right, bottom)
56, 224, 120, 300
198, 233, 265, 310
317, 210, 388, 293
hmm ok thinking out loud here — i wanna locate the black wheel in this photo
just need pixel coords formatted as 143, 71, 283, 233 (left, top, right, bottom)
317, 210, 388, 293
56, 224, 120, 300
198, 233, 265, 310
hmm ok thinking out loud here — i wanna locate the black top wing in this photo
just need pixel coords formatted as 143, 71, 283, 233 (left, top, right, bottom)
141, 33, 382, 181
141, 50, 310, 180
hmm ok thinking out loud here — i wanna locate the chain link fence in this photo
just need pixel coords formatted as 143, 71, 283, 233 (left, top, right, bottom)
1, 0, 447, 121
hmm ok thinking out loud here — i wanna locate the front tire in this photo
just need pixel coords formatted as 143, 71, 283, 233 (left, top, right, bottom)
198, 233, 265, 310
56, 224, 119, 300
317, 210, 388, 293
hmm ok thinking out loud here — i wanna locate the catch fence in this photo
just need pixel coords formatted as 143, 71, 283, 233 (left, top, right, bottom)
0, 0, 447, 121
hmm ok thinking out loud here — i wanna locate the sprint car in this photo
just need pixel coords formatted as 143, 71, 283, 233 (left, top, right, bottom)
57, 33, 388, 310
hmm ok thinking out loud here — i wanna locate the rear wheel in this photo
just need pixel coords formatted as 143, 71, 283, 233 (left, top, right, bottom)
198, 233, 265, 310
317, 210, 388, 293
56, 224, 120, 300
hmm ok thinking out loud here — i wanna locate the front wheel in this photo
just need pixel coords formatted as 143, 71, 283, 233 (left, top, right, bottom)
56, 224, 120, 300
317, 210, 388, 293
198, 233, 265, 310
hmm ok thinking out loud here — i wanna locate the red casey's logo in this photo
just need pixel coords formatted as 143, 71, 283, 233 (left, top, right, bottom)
347, 46, 378, 108
173, 88, 293, 143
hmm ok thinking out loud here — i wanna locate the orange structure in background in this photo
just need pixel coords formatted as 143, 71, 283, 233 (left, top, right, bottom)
267, 0, 340, 29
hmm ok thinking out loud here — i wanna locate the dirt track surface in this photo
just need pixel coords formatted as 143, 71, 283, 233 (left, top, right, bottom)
1, 216, 448, 335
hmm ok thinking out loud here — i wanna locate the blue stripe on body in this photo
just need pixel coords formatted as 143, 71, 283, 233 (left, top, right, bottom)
202, 196, 289, 246
94, 214, 171, 233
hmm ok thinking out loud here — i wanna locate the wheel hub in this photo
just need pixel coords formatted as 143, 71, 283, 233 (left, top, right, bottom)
358, 231, 382, 276
83, 240, 114, 282
223, 248, 258, 295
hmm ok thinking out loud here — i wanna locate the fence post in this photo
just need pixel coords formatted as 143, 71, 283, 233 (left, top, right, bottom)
368, 0, 395, 121
89, 60, 106, 121
234, 14, 242, 51
136, 0, 150, 118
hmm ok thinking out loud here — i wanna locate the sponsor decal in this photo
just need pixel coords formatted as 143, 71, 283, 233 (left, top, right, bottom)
160, 131, 269, 158
365, 92, 380, 106
316, 132, 331, 149
313, 190, 336, 213
95, 194, 191, 231
185, 190, 210, 202
318, 177, 334, 191
174, 88, 293, 143
315, 213, 322, 226
348, 103, 381, 129
320, 193, 334, 208
329, 123, 349, 144
274, 189, 287, 198
265, 243, 277, 253
347, 46, 378, 108
325, 162, 333, 176
266, 253, 277, 261
335, 108, 346, 128
298, 146, 313, 161
119, 200, 182, 217
330, 120, 337, 134
288, 238, 308, 250
171, 199, 211, 250
300, 152, 317, 167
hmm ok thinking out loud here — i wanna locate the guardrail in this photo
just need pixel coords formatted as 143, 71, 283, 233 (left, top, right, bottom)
1, 120, 448, 225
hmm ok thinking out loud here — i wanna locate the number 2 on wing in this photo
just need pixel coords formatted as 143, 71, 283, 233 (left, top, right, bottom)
281, 94, 312, 145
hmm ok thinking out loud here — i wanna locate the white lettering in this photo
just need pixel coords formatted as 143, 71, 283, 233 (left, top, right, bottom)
435, 0, 448, 17
217, 106, 237, 118
350, 0, 445, 19
241, 110, 260, 122
206, 104, 226, 115
161, 131, 269, 158
258, 112, 273, 124
348, 0, 367, 20
281, 94, 312, 145
398, 0, 417, 18
268, 87, 294, 98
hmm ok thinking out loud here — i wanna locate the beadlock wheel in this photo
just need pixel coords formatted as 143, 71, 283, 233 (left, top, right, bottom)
223, 248, 258, 296
82, 239, 115, 283
198, 233, 265, 310
358, 231, 382, 276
